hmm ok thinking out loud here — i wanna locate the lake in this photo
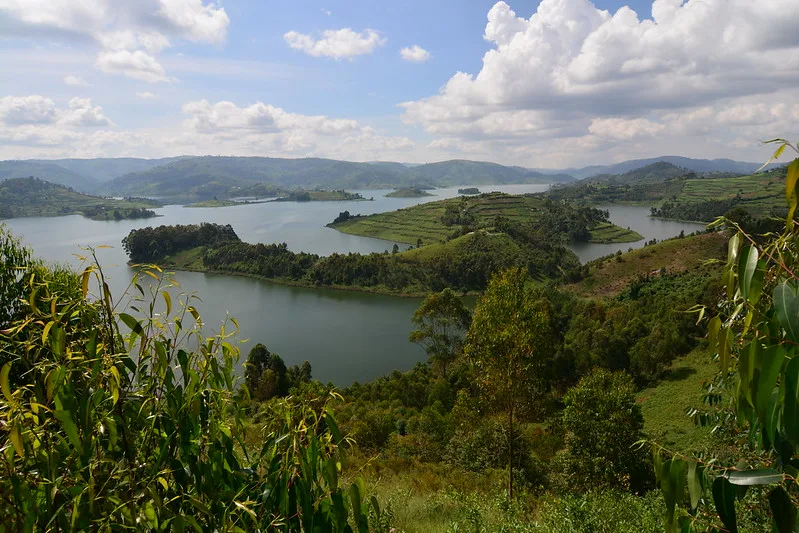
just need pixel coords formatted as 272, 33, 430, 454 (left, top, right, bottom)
1, 185, 702, 385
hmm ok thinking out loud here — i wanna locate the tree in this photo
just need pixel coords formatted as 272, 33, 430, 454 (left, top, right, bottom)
245, 343, 288, 400
463, 267, 555, 498
409, 288, 471, 377
392, 243, 399, 254
557, 369, 651, 493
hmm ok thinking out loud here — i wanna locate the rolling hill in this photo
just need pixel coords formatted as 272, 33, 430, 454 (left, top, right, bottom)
561, 155, 777, 180
0, 161, 99, 192
104, 157, 577, 200
0, 177, 160, 220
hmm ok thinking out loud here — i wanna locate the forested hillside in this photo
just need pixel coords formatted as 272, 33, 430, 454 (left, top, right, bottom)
0, 177, 160, 220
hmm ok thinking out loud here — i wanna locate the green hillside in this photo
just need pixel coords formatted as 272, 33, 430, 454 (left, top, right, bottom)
0, 160, 98, 192
104, 157, 576, 201
0, 177, 160, 220
328, 192, 642, 246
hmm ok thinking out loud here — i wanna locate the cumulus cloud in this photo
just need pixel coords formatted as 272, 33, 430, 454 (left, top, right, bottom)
63, 75, 90, 87
0, 0, 229, 82
180, 99, 413, 158
400, 0, 799, 166
95, 50, 171, 83
136, 92, 158, 99
0, 95, 110, 128
400, 45, 430, 63
284, 28, 386, 59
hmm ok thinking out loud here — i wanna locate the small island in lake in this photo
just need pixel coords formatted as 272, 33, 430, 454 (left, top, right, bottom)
274, 190, 371, 202
385, 188, 435, 198
0, 177, 161, 220
458, 187, 481, 195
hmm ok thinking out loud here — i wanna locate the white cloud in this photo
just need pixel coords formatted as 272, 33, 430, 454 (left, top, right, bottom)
95, 50, 171, 83
321, 8, 332, 16
136, 92, 158, 99
180, 99, 413, 158
400, 0, 799, 166
0, 95, 59, 125
0, 0, 229, 82
63, 75, 90, 87
400, 45, 430, 63
284, 28, 386, 59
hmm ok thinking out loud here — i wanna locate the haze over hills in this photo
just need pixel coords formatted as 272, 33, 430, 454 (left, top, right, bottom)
553, 155, 777, 180
0, 154, 777, 201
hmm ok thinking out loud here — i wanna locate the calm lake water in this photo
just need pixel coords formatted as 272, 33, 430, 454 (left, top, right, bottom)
1, 185, 702, 384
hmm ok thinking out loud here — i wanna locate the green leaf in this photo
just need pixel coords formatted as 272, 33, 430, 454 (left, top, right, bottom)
738, 246, 759, 302
119, 313, 144, 336
784, 356, 799, 446
687, 460, 702, 511
774, 283, 799, 342
54, 409, 82, 450
727, 469, 783, 486
0, 362, 12, 401
769, 486, 797, 533
754, 345, 785, 422
787, 159, 799, 226
712, 476, 738, 533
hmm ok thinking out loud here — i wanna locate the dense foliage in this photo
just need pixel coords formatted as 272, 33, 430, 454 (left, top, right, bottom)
123, 222, 240, 262
126, 219, 583, 294
650, 144, 799, 532
0, 232, 381, 531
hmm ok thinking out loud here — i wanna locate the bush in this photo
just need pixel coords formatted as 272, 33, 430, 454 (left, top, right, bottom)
553, 369, 653, 494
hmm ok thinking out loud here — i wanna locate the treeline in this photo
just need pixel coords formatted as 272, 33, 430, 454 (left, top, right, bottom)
82, 206, 156, 221
123, 223, 240, 262
125, 221, 582, 293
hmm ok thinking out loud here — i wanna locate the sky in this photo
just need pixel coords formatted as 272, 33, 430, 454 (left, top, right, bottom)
0, 0, 797, 168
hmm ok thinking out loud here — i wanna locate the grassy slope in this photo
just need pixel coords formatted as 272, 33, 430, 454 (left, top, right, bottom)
0, 177, 159, 220
637, 347, 717, 453
570, 232, 727, 451
330, 193, 641, 246
569, 232, 727, 298
674, 169, 784, 216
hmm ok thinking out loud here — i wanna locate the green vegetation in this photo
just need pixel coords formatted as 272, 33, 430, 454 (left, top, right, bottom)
274, 190, 369, 202
0, 226, 383, 531
104, 156, 575, 201
124, 224, 579, 295
385, 188, 434, 198
458, 187, 481, 195
651, 166, 787, 221
0, 177, 160, 220
329, 192, 641, 246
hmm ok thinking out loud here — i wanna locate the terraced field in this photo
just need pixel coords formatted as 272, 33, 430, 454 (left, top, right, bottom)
328, 192, 641, 245
676, 169, 785, 215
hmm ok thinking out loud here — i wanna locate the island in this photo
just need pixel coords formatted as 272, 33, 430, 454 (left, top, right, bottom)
0, 177, 160, 220
185, 199, 272, 208
385, 188, 435, 198
327, 192, 642, 246
458, 187, 481, 195
273, 190, 371, 202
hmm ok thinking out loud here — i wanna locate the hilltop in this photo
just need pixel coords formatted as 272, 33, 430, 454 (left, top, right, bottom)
0, 160, 99, 192
0, 177, 160, 220
104, 157, 577, 201
328, 192, 642, 246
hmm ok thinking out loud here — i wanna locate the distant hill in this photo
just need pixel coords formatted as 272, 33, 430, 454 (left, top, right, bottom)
584, 162, 690, 185
561, 156, 776, 180
44, 157, 190, 182
0, 161, 98, 192
0, 177, 160, 220
105, 156, 576, 201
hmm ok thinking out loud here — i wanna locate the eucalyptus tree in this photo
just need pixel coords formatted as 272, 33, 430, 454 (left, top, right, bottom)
463, 267, 554, 498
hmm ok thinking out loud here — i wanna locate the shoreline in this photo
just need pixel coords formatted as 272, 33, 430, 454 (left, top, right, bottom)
136, 260, 476, 299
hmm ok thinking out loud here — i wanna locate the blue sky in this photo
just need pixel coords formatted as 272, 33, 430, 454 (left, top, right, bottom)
0, 0, 797, 167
